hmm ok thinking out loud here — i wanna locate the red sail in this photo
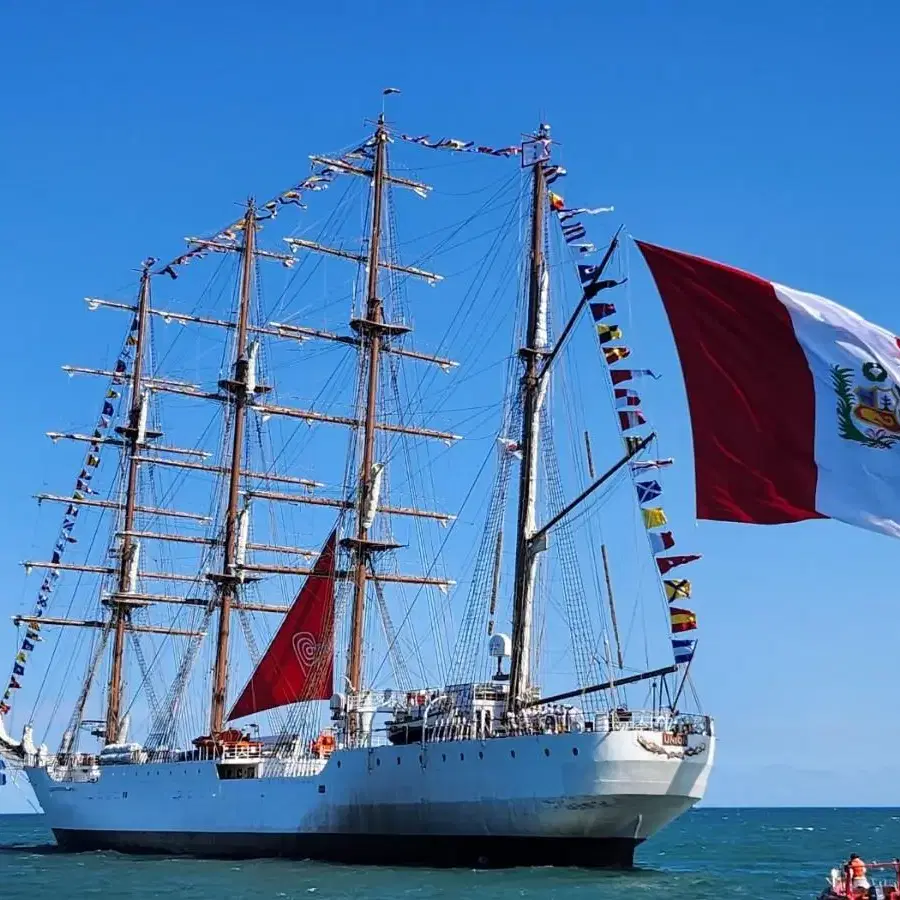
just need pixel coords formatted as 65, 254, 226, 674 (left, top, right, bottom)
227, 530, 337, 721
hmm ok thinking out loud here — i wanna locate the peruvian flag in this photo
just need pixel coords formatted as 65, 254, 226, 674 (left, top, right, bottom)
638, 241, 900, 538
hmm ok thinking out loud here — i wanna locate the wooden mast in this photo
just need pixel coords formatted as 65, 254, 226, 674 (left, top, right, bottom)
508, 129, 548, 711
104, 261, 152, 743
346, 116, 388, 695
209, 202, 257, 735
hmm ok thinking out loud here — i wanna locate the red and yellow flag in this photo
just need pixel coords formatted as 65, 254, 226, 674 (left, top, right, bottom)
670, 606, 697, 634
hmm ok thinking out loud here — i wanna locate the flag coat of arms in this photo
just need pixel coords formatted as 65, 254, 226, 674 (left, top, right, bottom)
638, 240, 900, 539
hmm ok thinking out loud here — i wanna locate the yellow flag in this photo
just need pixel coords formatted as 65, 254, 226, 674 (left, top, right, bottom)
664, 579, 691, 601
642, 507, 667, 529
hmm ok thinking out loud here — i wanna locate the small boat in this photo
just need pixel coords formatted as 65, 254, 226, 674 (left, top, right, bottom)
820, 861, 900, 900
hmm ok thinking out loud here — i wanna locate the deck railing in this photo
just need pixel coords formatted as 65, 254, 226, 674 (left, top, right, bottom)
41, 708, 711, 780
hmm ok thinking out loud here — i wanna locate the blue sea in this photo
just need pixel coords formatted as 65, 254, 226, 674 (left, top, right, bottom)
0, 809, 897, 899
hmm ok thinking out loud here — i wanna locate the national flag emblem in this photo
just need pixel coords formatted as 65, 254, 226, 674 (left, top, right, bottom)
638, 240, 900, 539
670, 607, 698, 634
672, 639, 697, 663
642, 507, 667, 529
548, 191, 565, 211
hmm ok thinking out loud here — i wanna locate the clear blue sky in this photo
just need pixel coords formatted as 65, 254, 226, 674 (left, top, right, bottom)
2, 2, 900, 812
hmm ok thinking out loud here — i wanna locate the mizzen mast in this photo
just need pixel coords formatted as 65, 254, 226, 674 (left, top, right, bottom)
347, 115, 388, 695
104, 259, 153, 743
209, 202, 258, 735
508, 126, 550, 712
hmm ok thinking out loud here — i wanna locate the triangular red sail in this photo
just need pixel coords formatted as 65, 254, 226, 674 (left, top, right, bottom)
227, 530, 337, 721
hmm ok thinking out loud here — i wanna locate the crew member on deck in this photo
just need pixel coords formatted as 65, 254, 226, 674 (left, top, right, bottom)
847, 854, 870, 892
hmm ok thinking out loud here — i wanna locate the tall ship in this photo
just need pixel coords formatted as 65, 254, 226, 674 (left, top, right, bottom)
0, 100, 714, 867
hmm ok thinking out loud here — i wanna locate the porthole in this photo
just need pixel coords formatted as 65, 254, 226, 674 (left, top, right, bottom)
396, 757, 401, 765
376, 758, 381, 767
510, 750, 516, 759
460, 753, 465, 761
337, 760, 341, 769
442, 753, 446, 762
544, 748, 550, 757
478, 751, 484, 760
572, 747, 579, 756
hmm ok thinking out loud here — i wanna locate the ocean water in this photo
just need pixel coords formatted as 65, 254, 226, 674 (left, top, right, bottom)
0, 809, 898, 899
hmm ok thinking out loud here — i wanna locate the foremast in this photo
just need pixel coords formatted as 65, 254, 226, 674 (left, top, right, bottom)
508, 128, 549, 711
105, 259, 153, 743
347, 115, 388, 695
210, 203, 258, 735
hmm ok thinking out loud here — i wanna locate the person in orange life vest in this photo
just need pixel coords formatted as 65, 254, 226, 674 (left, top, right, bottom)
847, 854, 870, 891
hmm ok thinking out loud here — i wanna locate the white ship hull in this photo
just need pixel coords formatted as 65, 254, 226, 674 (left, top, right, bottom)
26, 727, 714, 867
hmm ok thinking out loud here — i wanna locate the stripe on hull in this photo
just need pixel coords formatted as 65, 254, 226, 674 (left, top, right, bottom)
52, 829, 640, 868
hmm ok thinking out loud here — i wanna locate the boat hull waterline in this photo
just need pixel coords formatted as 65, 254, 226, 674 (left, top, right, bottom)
28, 729, 714, 867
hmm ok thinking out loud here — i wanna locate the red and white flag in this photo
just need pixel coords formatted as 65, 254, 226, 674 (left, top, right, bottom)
638, 241, 900, 538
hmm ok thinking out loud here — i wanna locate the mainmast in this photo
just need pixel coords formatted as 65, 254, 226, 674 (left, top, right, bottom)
209, 203, 257, 735
508, 128, 549, 711
104, 260, 153, 743
346, 116, 388, 695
